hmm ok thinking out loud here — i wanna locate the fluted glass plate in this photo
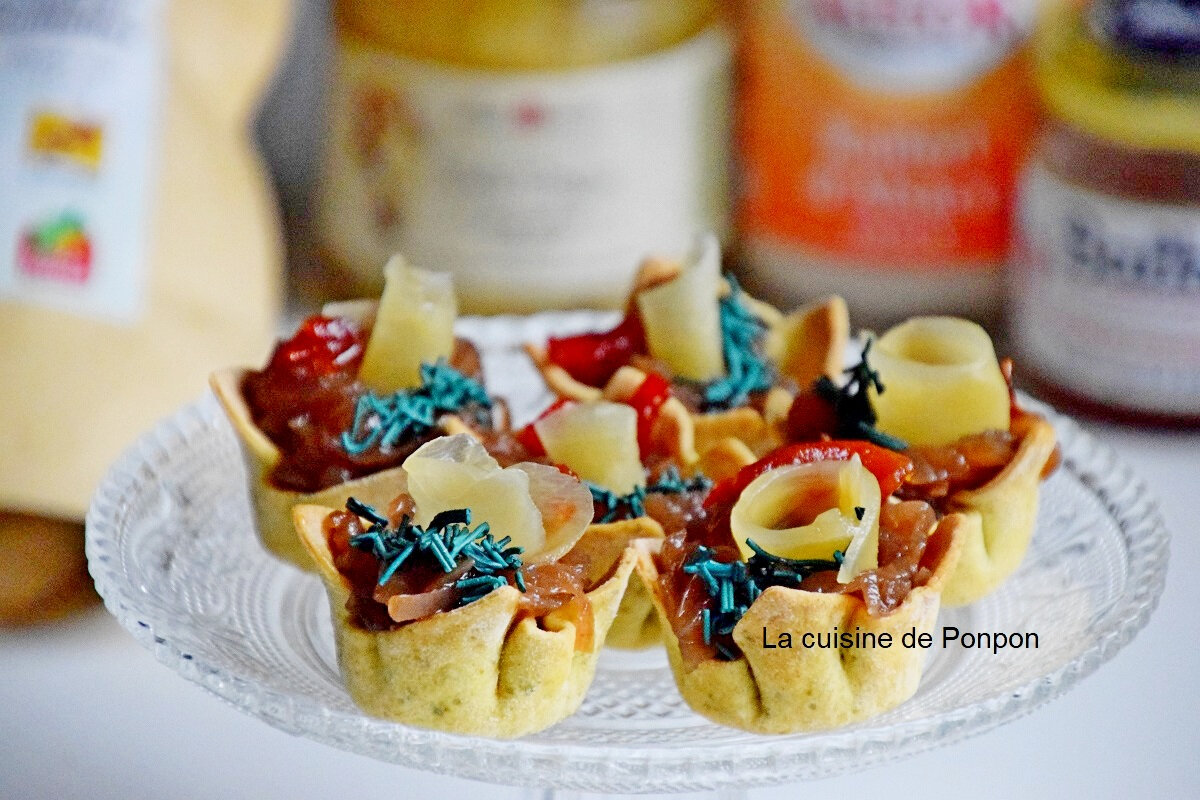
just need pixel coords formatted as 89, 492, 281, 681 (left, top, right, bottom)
86, 312, 1169, 794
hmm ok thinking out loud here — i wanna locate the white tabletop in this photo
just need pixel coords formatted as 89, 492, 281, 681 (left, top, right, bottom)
1, 419, 1195, 800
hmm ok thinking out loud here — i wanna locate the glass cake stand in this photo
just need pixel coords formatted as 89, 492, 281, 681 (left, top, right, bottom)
85, 313, 1169, 796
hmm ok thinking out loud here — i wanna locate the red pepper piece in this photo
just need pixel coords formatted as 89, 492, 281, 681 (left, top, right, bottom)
516, 398, 574, 457
626, 371, 672, 453
554, 463, 581, 479
545, 312, 646, 387
704, 440, 914, 511
266, 314, 364, 381
785, 389, 839, 442
515, 425, 546, 458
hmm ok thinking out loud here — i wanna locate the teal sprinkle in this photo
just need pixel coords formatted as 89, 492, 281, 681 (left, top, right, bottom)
447, 522, 484, 560
376, 541, 415, 585
814, 339, 909, 451
682, 541, 842, 661
703, 275, 773, 411
423, 530, 455, 572
456, 575, 505, 590
455, 575, 507, 606
346, 498, 525, 607
346, 496, 389, 527
341, 360, 491, 456
587, 468, 712, 524
748, 581, 762, 602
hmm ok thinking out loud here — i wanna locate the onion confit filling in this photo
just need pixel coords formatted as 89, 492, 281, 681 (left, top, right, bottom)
242, 314, 499, 493
655, 490, 951, 668
324, 493, 646, 652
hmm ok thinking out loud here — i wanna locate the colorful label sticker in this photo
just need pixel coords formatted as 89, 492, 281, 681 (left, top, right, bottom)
737, 0, 1039, 269
787, 0, 1037, 91
0, 1, 162, 322
17, 211, 93, 284
27, 110, 104, 170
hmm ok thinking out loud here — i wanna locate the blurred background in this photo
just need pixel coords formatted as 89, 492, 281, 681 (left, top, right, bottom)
1, 0, 1197, 796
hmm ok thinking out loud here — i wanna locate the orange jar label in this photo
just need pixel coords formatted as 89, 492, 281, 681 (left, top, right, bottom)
736, 0, 1041, 269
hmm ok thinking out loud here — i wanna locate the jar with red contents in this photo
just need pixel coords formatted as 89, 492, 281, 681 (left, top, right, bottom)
1008, 0, 1200, 423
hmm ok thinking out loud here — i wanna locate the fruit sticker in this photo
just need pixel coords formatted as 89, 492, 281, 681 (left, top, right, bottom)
17, 212, 93, 284
27, 111, 104, 171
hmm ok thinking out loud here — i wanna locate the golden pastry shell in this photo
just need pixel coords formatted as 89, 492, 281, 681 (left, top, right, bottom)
294, 504, 637, 738
634, 513, 965, 734
940, 414, 1058, 606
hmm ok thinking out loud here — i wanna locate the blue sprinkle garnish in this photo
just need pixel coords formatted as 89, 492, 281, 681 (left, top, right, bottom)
345, 496, 389, 527
587, 467, 712, 523
814, 338, 909, 451
341, 360, 492, 456
682, 540, 842, 660
702, 275, 773, 411
345, 497, 525, 607
428, 508, 471, 530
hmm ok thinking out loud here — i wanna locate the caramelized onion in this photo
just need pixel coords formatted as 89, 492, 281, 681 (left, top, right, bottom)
326, 492, 598, 643
520, 563, 594, 651
245, 335, 489, 492
901, 430, 1016, 502
657, 497, 942, 666
386, 586, 459, 623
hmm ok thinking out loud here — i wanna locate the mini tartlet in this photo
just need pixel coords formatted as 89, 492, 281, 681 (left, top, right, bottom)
634, 447, 966, 733
213, 258, 499, 570
212, 368, 408, 568
524, 234, 849, 465
863, 317, 1059, 606
580, 516, 666, 649
518, 238, 851, 647
636, 523, 963, 732
293, 435, 639, 738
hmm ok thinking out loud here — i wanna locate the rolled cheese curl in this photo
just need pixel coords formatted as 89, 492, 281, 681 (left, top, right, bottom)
729, 455, 880, 583
868, 317, 1010, 447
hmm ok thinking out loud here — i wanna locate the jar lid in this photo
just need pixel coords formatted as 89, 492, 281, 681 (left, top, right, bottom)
1036, 1, 1200, 154
1090, 0, 1200, 57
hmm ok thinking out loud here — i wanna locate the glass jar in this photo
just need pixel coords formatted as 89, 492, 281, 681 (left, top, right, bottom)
317, 0, 730, 313
1008, 0, 1200, 423
733, 0, 1041, 329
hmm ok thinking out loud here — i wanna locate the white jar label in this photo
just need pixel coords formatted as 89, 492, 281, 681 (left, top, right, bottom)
0, 1, 161, 322
1010, 163, 1200, 413
786, 0, 1037, 92
318, 29, 730, 310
